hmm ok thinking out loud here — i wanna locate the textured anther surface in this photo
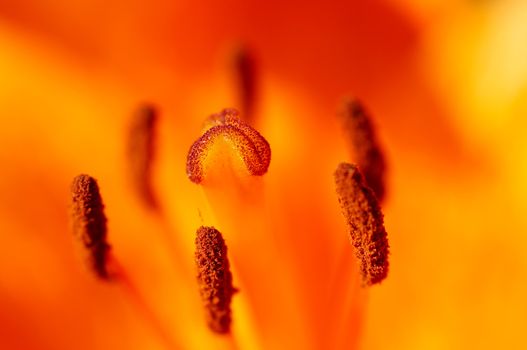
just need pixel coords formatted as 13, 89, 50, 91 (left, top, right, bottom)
195, 226, 235, 333
334, 163, 389, 286
71, 174, 110, 279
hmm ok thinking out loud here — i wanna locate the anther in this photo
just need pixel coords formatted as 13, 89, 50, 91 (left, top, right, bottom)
195, 226, 236, 334
334, 163, 389, 286
340, 99, 387, 202
232, 47, 257, 119
70, 174, 111, 279
127, 104, 159, 209
186, 108, 271, 184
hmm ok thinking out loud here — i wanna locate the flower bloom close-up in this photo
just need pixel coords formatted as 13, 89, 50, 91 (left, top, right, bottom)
1, 1, 527, 349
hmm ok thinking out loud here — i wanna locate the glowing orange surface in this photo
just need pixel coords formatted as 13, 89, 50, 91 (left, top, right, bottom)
1, 0, 526, 349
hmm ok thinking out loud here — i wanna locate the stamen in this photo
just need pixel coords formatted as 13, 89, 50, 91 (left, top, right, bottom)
70, 174, 110, 279
334, 163, 389, 286
71, 176, 180, 348
195, 226, 236, 334
186, 108, 271, 184
340, 99, 387, 202
127, 104, 158, 209
232, 47, 257, 119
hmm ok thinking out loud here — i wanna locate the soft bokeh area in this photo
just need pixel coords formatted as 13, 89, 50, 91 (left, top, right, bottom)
1, 0, 526, 349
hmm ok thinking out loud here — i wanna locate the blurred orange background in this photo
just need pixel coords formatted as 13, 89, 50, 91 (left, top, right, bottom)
1, 0, 526, 349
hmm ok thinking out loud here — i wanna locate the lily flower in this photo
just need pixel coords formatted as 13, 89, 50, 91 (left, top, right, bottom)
1, 1, 527, 350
